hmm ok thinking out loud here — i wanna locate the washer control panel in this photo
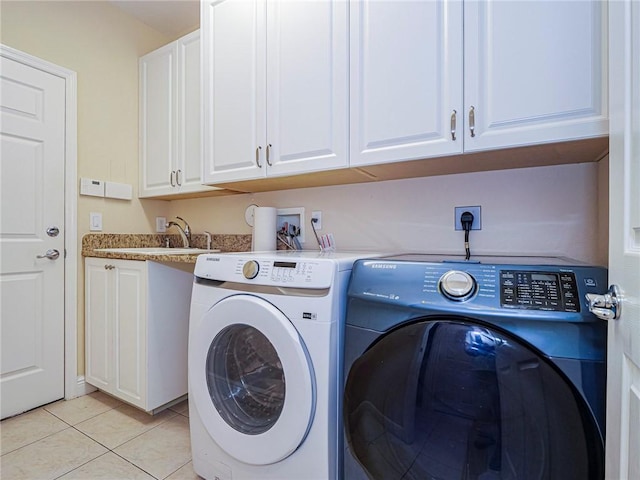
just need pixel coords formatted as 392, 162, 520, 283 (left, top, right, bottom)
500, 271, 580, 312
195, 254, 335, 289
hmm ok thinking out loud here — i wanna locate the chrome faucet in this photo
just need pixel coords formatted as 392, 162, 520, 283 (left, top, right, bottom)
166, 216, 191, 248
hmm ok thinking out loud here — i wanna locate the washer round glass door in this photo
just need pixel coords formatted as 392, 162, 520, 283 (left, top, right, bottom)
190, 294, 315, 465
344, 319, 604, 480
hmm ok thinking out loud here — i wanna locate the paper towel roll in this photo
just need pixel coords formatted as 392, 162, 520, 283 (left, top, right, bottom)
252, 207, 277, 251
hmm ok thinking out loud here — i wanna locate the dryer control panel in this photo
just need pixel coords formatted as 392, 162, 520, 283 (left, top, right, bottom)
500, 271, 580, 312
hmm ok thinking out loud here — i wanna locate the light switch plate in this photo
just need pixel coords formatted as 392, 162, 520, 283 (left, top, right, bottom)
156, 217, 167, 233
90, 212, 102, 231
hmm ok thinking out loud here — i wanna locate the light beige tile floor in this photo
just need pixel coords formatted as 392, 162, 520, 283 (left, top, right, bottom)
0, 393, 201, 480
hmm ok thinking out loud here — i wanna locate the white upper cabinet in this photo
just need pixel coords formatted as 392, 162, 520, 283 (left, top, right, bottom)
350, 0, 607, 167
140, 30, 219, 198
201, 0, 348, 184
463, 0, 608, 152
349, 1, 464, 167
139, 41, 175, 195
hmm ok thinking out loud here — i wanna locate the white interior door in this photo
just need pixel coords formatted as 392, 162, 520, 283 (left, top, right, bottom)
605, 0, 640, 478
0, 55, 66, 419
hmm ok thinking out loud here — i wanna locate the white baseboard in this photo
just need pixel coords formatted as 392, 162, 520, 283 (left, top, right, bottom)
75, 376, 97, 397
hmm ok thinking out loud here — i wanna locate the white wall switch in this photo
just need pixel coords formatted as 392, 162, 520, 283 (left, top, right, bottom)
156, 217, 167, 233
105, 181, 132, 200
80, 178, 105, 197
90, 212, 102, 231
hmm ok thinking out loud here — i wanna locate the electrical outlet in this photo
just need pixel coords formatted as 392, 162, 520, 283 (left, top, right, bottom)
311, 211, 322, 230
454, 206, 482, 230
156, 217, 167, 233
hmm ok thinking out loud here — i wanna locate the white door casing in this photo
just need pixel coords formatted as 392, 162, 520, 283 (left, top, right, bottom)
0, 47, 77, 419
605, 1, 640, 478
189, 295, 315, 466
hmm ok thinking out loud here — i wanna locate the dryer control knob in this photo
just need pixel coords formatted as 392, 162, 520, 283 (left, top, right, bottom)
439, 270, 477, 301
242, 260, 260, 279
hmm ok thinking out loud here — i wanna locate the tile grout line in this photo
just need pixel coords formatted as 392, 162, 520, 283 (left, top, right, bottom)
2, 399, 192, 479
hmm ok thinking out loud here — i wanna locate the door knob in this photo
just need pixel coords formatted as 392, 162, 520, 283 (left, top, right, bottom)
586, 285, 621, 321
36, 249, 60, 260
46, 226, 60, 237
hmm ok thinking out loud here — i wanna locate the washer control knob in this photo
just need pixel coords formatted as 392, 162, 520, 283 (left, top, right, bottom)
242, 260, 260, 279
439, 270, 477, 301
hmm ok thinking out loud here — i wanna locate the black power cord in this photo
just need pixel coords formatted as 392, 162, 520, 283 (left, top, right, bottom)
461, 211, 474, 260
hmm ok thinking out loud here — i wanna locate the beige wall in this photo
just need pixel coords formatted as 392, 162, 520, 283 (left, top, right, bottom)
169, 162, 607, 265
1, 1, 608, 382
1, 1, 176, 374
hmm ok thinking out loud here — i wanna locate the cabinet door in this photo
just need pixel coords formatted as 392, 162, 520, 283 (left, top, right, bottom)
139, 42, 177, 197
176, 30, 220, 194
177, 30, 203, 191
202, 0, 267, 184
265, 0, 348, 177
349, 0, 463, 167
112, 260, 147, 409
464, 0, 608, 151
85, 259, 113, 392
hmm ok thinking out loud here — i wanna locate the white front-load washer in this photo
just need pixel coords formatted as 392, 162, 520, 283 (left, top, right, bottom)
188, 250, 380, 480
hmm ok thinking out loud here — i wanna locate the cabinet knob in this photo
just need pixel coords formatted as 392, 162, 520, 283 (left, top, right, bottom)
255, 146, 263, 168
176, 169, 182, 186
469, 106, 476, 138
104, 264, 115, 270
170, 170, 176, 187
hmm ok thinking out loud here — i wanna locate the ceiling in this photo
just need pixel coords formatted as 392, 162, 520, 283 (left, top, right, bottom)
109, 1, 199, 38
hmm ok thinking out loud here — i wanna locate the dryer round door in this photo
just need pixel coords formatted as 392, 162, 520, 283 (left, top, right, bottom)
190, 294, 316, 466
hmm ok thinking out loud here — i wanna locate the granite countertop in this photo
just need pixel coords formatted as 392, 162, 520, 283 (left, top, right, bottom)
82, 233, 252, 263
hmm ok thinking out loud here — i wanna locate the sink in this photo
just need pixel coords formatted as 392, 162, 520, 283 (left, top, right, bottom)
96, 247, 219, 255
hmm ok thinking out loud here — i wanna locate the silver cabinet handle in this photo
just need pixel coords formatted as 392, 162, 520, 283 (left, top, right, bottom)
176, 169, 182, 186
170, 170, 176, 187
104, 264, 115, 270
469, 106, 476, 138
450, 110, 457, 141
46, 226, 60, 237
37, 249, 60, 260
255, 146, 263, 168
266, 144, 273, 166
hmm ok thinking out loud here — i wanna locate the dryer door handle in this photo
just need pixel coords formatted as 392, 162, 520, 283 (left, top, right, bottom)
586, 285, 621, 321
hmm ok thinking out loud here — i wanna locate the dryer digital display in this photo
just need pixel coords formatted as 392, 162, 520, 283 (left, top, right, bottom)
500, 270, 580, 312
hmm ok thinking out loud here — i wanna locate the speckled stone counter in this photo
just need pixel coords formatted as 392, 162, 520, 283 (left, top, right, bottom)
82, 233, 252, 263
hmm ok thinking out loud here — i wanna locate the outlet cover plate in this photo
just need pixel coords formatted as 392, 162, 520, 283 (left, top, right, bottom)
277, 207, 305, 243
454, 206, 482, 230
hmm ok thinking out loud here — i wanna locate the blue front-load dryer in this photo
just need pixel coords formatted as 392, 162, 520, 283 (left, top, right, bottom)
343, 254, 607, 480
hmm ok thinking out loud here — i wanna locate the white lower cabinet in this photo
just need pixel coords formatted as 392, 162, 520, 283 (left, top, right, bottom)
85, 258, 193, 412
